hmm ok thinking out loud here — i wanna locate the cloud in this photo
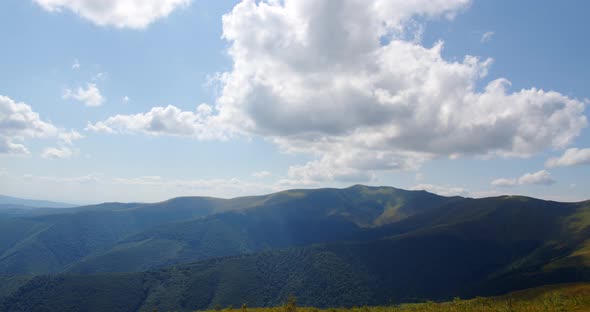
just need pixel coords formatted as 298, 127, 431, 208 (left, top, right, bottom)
0, 95, 84, 157
481, 31, 494, 43
85, 121, 115, 134
90, 0, 587, 184
492, 170, 556, 187
214, 0, 586, 182
23, 173, 103, 184
490, 178, 518, 187
112, 175, 275, 198
41, 146, 74, 159
410, 184, 469, 197
58, 130, 84, 145
86, 104, 225, 139
545, 148, 590, 167
34, 0, 192, 29
0, 95, 59, 154
72, 59, 80, 69
64, 83, 105, 107
123, 96, 130, 103
252, 171, 271, 178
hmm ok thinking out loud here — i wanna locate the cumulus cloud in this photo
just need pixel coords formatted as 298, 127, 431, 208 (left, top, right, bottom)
410, 184, 469, 197
64, 83, 104, 107
34, 0, 192, 29
545, 148, 590, 167
58, 130, 84, 145
41, 146, 74, 159
90, 0, 587, 184
85, 121, 115, 134
214, 0, 586, 181
481, 31, 494, 43
492, 170, 555, 187
0, 95, 84, 157
0, 95, 59, 154
86, 104, 225, 139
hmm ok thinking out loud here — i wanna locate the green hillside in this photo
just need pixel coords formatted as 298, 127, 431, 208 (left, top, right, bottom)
0, 186, 589, 311
0, 186, 455, 275
202, 283, 590, 312
66, 186, 458, 274
1, 192, 589, 311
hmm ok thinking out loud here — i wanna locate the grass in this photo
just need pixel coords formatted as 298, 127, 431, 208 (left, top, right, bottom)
159, 283, 590, 312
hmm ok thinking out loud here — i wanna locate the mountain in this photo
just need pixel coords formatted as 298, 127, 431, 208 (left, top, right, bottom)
0, 186, 457, 275
65, 186, 458, 274
0, 195, 76, 209
0, 187, 589, 311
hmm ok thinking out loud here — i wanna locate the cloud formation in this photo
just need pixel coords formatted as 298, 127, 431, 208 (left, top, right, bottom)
546, 148, 590, 168
481, 31, 494, 43
0, 95, 83, 157
34, 0, 191, 29
89, 0, 587, 184
215, 0, 586, 181
492, 170, 555, 187
0, 95, 59, 154
64, 83, 104, 107
41, 146, 74, 159
86, 104, 224, 139
252, 171, 271, 178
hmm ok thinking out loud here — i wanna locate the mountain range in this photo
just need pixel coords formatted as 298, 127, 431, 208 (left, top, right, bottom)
0, 185, 589, 311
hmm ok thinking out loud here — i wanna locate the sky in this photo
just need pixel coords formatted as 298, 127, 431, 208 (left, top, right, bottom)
1, 0, 589, 204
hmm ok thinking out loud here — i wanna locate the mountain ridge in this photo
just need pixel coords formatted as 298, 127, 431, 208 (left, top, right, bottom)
0, 185, 589, 311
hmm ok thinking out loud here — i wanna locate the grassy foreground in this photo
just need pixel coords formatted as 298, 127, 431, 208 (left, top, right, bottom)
183, 283, 590, 312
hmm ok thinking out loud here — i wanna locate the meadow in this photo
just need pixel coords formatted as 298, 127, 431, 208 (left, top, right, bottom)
188, 283, 590, 312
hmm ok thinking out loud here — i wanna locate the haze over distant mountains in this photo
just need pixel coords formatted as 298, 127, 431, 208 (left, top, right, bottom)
0, 185, 589, 312
0, 195, 76, 209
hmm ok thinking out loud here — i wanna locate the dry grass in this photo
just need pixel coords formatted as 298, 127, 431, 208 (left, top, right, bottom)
182, 283, 590, 312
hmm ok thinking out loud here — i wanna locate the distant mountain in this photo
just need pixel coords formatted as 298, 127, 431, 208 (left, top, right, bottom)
0, 186, 457, 275
0, 186, 589, 311
0, 195, 76, 208
1, 194, 589, 311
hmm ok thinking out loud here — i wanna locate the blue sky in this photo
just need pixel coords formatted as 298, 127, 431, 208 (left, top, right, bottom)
1, 0, 589, 204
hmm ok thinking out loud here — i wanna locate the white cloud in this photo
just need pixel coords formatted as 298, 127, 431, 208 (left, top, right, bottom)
86, 104, 225, 139
481, 31, 494, 43
85, 121, 115, 134
90, 0, 587, 184
490, 178, 518, 187
112, 175, 275, 198
545, 148, 590, 167
252, 171, 271, 178
492, 170, 556, 187
0, 95, 84, 157
64, 83, 104, 107
410, 184, 469, 197
519, 170, 556, 185
0, 95, 59, 155
58, 130, 84, 145
34, 0, 192, 29
123, 96, 130, 103
41, 146, 74, 159
23, 173, 103, 184
72, 59, 80, 69
213, 0, 586, 182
